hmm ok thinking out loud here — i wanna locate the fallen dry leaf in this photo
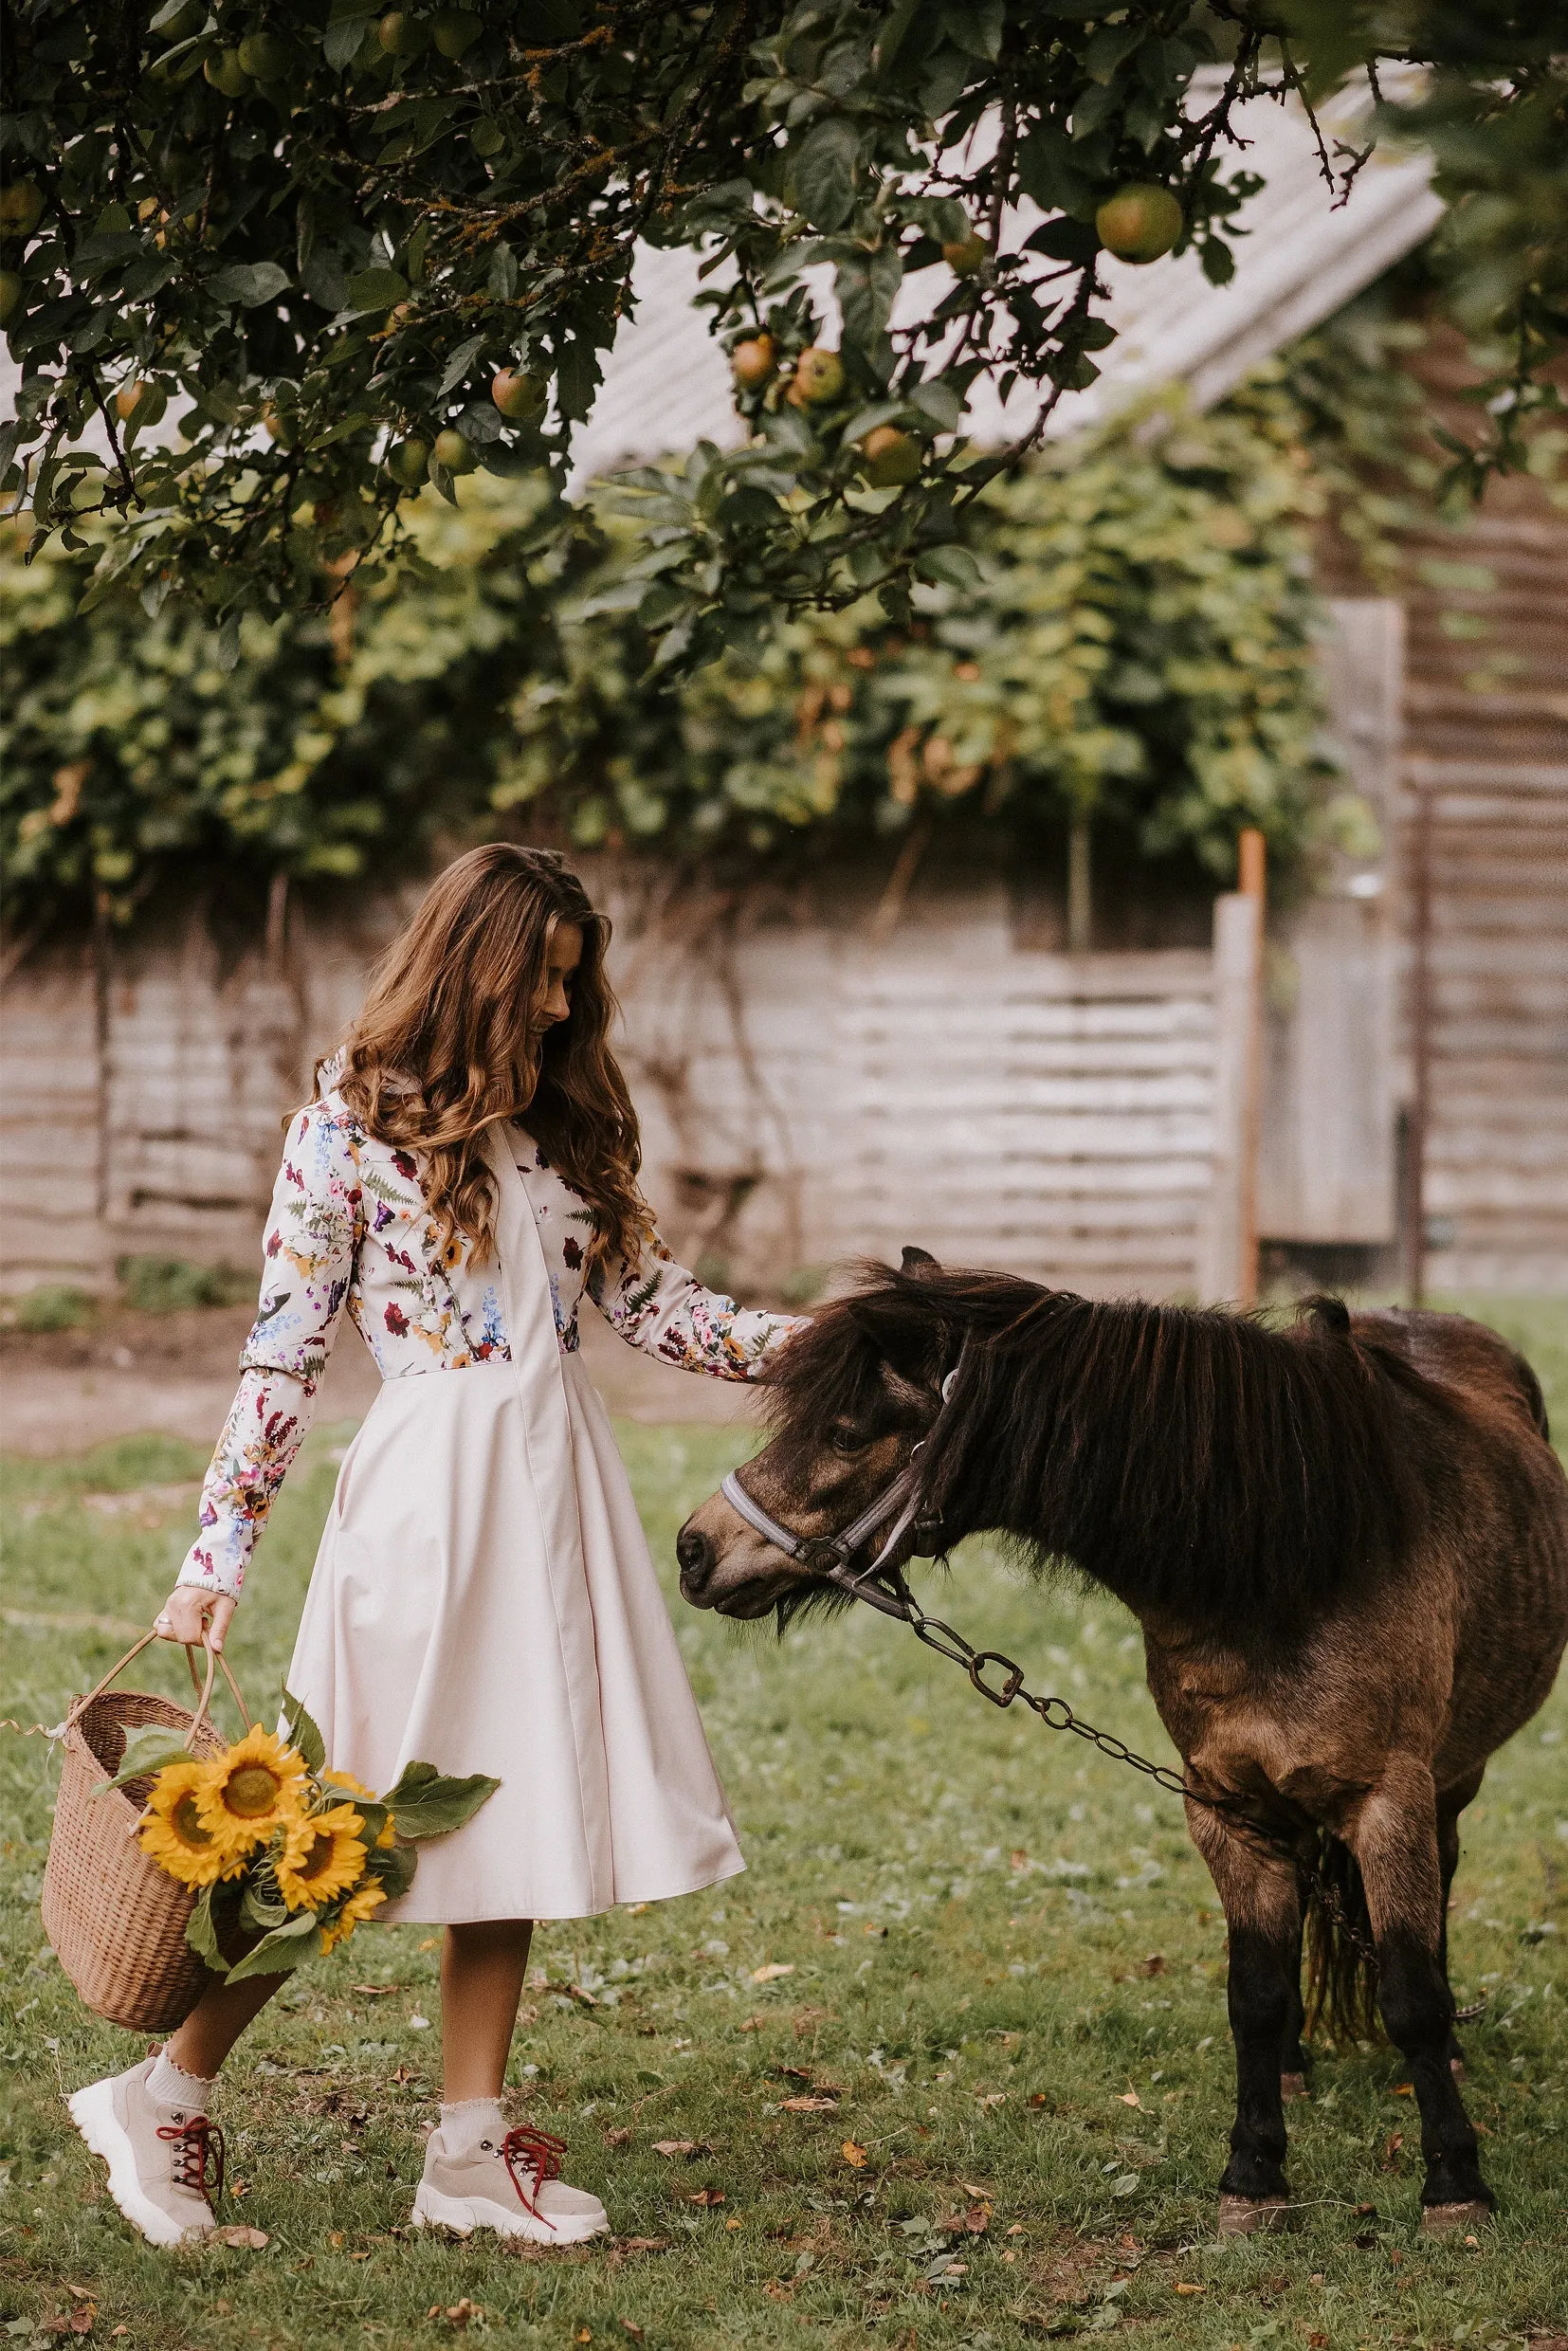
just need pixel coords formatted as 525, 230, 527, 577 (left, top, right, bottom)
739, 2014, 766, 2032
1117, 2088, 1142, 2108
351, 1983, 400, 1996
780, 2096, 839, 2112
752, 1962, 794, 1983
1138, 1954, 1166, 1977
604, 2126, 633, 2146
1394, 2083, 1414, 2097
652, 2140, 712, 2159
1173, 2280, 1205, 2295
688, 2188, 726, 2206
976, 2091, 1007, 2107
211, 2224, 270, 2249
842, 2141, 868, 2168
617, 2237, 671, 2254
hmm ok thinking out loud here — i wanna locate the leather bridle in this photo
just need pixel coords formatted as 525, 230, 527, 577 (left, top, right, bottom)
718, 1351, 967, 1621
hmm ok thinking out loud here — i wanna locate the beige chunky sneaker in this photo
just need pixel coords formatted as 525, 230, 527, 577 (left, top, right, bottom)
411, 2121, 608, 2244
67, 2054, 223, 2248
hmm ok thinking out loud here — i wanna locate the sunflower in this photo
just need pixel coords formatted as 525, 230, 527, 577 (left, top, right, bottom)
274, 1803, 367, 1912
322, 1768, 396, 1846
319, 1877, 388, 1955
137, 1760, 238, 1888
194, 1726, 309, 1863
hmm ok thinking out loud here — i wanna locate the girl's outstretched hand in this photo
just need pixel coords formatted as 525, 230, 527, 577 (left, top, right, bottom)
154, 1586, 237, 1652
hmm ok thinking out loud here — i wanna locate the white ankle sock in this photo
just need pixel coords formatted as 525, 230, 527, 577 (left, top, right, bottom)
147, 2050, 213, 2112
439, 2097, 506, 2156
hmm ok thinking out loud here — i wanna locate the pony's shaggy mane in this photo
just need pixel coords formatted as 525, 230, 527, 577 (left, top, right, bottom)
763, 1266, 1450, 1631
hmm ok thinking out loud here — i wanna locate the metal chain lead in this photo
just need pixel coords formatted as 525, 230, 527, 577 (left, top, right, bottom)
894, 1589, 1380, 1965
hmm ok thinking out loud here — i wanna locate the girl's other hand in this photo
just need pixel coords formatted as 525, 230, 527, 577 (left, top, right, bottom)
154, 1586, 237, 1652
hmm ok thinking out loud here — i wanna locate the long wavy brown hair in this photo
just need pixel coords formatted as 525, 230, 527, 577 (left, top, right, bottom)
328, 845, 647, 1271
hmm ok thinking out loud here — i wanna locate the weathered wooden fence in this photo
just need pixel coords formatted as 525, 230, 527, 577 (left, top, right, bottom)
4, 599, 1563, 1305
0, 897, 1244, 1304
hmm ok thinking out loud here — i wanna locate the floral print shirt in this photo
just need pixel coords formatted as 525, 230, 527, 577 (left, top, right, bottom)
176, 1088, 803, 1600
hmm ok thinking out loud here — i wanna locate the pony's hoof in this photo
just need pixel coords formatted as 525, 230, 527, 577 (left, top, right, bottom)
1218, 2195, 1295, 2237
1280, 2071, 1308, 2102
1420, 2199, 1491, 2236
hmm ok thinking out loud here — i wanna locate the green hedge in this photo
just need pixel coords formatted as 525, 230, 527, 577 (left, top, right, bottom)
2, 361, 1388, 937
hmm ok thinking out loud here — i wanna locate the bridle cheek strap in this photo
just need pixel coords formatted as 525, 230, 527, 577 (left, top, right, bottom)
717, 1354, 966, 1623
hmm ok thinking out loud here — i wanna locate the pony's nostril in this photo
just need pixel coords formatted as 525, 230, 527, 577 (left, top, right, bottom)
677, 1525, 713, 1583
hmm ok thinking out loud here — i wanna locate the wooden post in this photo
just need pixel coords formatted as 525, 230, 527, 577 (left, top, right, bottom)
1406, 784, 1433, 1307
1199, 831, 1266, 1304
1067, 813, 1092, 954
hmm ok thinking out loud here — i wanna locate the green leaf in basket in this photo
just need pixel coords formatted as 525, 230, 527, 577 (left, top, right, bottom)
185, 1886, 226, 1972
355, 1800, 390, 1848
98, 1725, 192, 1793
364, 1838, 417, 1900
224, 1908, 321, 1983
239, 1885, 291, 1933
375, 1760, 501, 1840
281, 1686, 326, 1774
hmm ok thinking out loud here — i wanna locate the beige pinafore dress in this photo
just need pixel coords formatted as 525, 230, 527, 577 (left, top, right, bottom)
284, 1127, 745, 1922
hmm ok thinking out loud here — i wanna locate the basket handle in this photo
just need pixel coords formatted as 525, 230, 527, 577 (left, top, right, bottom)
66, 1631, 251, 1749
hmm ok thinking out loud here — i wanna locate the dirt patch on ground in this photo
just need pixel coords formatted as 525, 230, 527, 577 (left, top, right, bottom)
0, 1299, 752, 1456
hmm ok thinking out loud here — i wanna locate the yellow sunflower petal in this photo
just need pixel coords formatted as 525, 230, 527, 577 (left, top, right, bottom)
274, 1803, 367, 1911
195, 1725, 309, 1860
322, 1768, 376, 1801
138, 1760, 233, 1888
319, 1877, 388, 1954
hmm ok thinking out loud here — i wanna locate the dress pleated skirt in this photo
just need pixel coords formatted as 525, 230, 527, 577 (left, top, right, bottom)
285, 1356, 745, 1923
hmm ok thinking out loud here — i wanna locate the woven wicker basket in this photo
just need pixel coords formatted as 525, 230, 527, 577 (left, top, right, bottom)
41, 1634, 248, 2035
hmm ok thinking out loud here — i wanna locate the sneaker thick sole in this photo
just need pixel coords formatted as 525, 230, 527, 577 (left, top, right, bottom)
67, 2080, 212, 2251
410, 2181, 608, 2245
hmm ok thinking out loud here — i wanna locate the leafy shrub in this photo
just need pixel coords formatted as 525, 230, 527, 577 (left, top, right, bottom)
7, 1284, 95, 1333
2, 368, 1381, 936
117, 1255, 234, 1316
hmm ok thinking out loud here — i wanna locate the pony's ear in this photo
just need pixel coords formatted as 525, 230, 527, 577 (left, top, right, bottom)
848, 1291, 944, 1390
1306, 1294, 1352, 1336
901, 1245, 940, 1277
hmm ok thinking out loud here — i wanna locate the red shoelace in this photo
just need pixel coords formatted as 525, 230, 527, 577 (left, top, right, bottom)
157, 2114, 226, 2206
500, 2124, 568, 2227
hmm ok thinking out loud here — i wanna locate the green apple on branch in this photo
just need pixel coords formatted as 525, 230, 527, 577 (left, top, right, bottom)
0, 0, 1561, 669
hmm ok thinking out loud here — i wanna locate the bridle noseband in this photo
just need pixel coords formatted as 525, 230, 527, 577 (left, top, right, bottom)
718, 1353, 966, 1620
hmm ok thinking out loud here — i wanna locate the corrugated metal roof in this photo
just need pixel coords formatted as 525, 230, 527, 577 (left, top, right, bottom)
568, 79, 1441, 488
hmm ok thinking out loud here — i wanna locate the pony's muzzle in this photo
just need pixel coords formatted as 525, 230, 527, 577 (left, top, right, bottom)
676, 1492, 795, 1617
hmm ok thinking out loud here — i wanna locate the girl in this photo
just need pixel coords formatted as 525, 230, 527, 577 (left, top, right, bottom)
67, 845, 803, 2251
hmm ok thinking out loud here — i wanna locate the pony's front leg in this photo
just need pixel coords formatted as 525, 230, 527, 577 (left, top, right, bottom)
1350, 1757, 1492, 2231
1186, 1802, 1301, 2233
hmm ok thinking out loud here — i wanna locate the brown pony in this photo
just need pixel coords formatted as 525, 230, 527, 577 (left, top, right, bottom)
676, 1253, 1568, 2236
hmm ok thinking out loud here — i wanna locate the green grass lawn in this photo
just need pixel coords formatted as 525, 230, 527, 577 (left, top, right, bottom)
2, 1299, 1565, 2351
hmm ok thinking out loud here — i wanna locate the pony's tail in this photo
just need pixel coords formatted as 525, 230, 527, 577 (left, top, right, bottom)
1303, 1833, 1380, 2043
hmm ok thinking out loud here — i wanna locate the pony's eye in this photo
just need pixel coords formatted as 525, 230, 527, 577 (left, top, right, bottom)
829, 1424, 864, 1456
